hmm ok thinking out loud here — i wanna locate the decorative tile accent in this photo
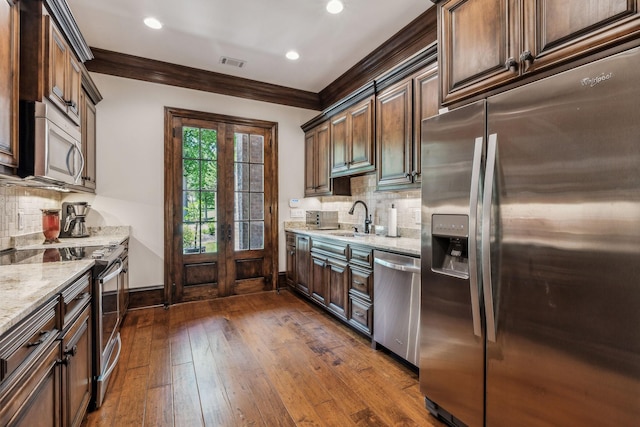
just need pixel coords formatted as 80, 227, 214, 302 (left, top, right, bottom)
0, 186, 62, 251
319, 175, 421, 238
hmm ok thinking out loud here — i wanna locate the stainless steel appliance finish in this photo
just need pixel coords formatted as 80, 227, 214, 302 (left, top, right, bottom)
18, 100, 84, 187
421, 47, 640, 426
61, 201, 91, 238
373, 250, 420, 366
305, 210, 339, 229
92, 244, 125, 409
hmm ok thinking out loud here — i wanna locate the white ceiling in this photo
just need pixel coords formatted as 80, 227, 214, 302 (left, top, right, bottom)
66, 0, 432, 93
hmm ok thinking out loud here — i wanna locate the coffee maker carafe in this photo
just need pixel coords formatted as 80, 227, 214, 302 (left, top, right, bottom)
60, 202, 91, 238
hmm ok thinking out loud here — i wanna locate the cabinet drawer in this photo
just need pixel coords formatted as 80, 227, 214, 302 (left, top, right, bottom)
311, 239, 348, 260
350, 267, 372, 300
349, 296, 373, 336
0, 297, 59, 383
286, 232, 295, 246
350, 246, 373, 268
61, 272, 91, 331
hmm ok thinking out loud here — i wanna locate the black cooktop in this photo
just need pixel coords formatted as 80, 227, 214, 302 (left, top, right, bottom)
0, 245, 124, 267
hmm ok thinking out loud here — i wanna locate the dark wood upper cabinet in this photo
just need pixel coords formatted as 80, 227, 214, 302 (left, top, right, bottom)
413, 63, 439, 186
330, 96, 375, 177
376, 77, 413, 189
304, 121, 332, 196
436, 0, 640, 105
0, 0, 19, 172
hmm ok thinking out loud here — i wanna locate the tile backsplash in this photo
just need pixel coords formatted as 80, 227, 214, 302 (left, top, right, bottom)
0, 185, 62, 251
319, 174, 421, 238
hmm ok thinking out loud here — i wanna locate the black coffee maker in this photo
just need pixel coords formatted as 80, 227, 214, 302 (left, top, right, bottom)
60, 202, 91, 238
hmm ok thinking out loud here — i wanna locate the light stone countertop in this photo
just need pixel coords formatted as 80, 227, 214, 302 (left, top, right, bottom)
0, 260, 95, 335
285, 227, 421, 257
1, 226, 131, 336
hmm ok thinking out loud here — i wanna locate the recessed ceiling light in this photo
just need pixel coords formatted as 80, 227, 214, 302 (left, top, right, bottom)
144, 17, 163, 29
326, 0, 344, 14
286, 50, 300, 61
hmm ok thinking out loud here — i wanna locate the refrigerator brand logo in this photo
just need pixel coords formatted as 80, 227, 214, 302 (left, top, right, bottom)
581, 72, 613, 88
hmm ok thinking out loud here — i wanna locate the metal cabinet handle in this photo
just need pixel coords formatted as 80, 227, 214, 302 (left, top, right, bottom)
354, 311, 364, 318
482, 133, 499, 343
353, 280, 364, 286
64, 345, 78, 357
520, 50, 534, 64
74, 292, 90, 301
505, 57, 518, 71
26, 331, 48, 347
468, 136, 484, 338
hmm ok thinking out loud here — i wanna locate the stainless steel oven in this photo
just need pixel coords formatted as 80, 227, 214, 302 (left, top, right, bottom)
91, 245, 125, 409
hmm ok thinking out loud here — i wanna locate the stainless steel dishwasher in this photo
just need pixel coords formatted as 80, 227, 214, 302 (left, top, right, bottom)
373, 250, 421, 366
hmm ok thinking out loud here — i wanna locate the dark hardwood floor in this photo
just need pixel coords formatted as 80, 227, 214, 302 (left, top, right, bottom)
82, 290, 446, 427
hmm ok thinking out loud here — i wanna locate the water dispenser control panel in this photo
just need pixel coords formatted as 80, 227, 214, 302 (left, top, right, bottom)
432, 214, 469, 238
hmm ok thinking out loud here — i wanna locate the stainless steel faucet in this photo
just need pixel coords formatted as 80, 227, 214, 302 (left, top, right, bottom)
348, 200, 372, 234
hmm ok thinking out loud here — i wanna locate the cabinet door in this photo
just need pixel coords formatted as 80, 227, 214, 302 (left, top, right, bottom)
376, 78, 413, 189
330, 113, 349, 175
348, 97, 374, 173
0, 0, 19, 170
326, 257, 349, 320
48, 22, 68, 114
523, 0, 640, 74
66, 54, 81, 125
61, 306, 91, 427
439, 0, 521, 105
413, 64, 439, 185
311, 254, 328, 305
295, 235, 311, 295
315, 122, 331, 194
304, 130, 316, 195
80, 90, 97, 190
285, 233, 296, 287
0, 343, 61, 427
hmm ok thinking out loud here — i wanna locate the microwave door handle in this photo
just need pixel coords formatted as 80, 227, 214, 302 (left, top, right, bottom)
468, 136, 484, 338
74, 142, 85, 183
482, 133, 498, 343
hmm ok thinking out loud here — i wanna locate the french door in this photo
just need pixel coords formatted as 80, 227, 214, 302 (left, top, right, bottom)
164, 107, 278, 304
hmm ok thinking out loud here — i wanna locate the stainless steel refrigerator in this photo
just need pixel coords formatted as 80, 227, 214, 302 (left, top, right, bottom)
420, 46, 640, 427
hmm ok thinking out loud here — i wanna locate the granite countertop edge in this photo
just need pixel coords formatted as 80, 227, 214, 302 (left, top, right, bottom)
0, 260, 95, 336
0, 226, 131, 336
285, 227, 420, 257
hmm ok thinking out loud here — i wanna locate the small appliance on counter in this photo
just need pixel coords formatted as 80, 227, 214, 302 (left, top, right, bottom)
60, 201, 91, 238
305, 210, 339, 230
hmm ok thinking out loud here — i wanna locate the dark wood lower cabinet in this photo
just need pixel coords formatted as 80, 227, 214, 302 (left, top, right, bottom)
0, 340, 61, 427
289, 233, 374, 337
61, 306, 92, 427
294, 235, 311, 296
0, 274, 93, 427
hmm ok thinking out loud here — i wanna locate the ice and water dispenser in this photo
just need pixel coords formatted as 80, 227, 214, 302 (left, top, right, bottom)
431, 214, 470, 278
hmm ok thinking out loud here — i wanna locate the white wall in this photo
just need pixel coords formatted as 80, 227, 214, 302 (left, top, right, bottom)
66, 73, 318, 289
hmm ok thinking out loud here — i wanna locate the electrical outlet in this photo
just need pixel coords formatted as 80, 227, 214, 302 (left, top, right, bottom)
290, 208, 305, 218
18, 210, 24, 230
414, 209, 421, 224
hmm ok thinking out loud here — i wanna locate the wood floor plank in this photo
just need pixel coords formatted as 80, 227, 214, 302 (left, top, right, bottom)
144, 384, 174, 427
113, 365, 149, 426
172, 362, 204, 427
82, 290, 446, 427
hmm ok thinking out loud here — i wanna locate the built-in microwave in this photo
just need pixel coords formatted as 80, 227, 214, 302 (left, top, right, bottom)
19, 100, 84, 187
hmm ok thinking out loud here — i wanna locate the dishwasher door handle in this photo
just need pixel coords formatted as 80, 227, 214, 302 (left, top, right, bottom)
374, 258, 420, 275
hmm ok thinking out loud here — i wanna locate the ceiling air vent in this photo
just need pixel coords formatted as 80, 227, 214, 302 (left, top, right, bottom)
219, 56, 246, 68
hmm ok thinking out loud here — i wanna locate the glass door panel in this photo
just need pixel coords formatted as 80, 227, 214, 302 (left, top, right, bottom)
182, 126, 218, 254
234, 132, 264, 251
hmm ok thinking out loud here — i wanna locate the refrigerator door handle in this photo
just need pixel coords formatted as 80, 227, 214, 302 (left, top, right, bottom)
468, 136, 484, 337
482, 133, 498, 342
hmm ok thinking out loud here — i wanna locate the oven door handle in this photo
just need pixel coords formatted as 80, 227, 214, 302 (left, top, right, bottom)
99, 333, 122, 381
99, 259, 124, 284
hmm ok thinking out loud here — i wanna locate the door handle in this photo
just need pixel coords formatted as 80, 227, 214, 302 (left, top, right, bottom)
468, 136, 484, 338
482, 133, 498, 343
